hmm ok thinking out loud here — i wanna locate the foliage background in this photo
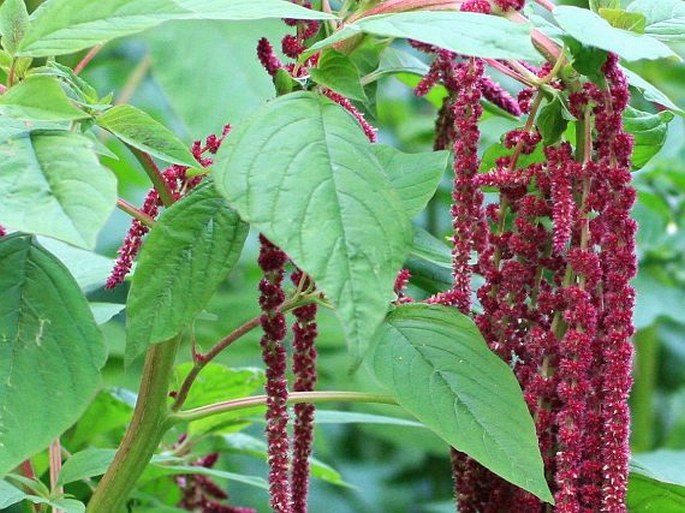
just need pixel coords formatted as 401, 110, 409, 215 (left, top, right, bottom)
3, 0, 685, 511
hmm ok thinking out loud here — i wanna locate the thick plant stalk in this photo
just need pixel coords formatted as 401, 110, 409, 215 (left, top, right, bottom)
85, 337, 180, 513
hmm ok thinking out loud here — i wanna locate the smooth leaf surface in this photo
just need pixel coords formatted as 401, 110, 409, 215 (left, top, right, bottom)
554, 6, 678, 61
364, 46, 430, 84
369, 304, 552, 503
0, 76, 89, 122
405, 227, 453, 294
627, 0, 685, 42
140, 463, 268, 490
213, 92, 413, 364
311, 11, 539, 60
622, 67, 684, 116
90, 302, 125, 325
0, 234, 106, 476
18, 0, 335, 57
370, 145, 448, 218
313, 409, 424, 428
310, 49, 367, 102
0, 0, 28, 54
175, 363, 264, 435
624, 106, 674, 170
629, 450, 685, 512
0, 479, 25, 508
69, 388, 135, 448
58, 447, 117, 486
126, 183, 248, 363
97, 104, 198, 167
0, 131, 117, 249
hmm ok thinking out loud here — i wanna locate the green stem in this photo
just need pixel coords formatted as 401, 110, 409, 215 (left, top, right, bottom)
85, 337, 180, 513
171, 391, 398, 424
631, 325, 659, 453
117, 198, 156, 227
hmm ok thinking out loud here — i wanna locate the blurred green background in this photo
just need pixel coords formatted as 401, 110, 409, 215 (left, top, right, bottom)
6, 0, 685, 511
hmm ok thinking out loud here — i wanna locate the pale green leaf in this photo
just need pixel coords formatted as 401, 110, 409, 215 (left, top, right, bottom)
369, 304, 552, 503
629, 450, 685, 512
554, 5, 679, 61
97, 104, 198, 168
627, 0, 685, 42
0, 234, 107, 476
0, 75, 89, 122
0, 130, 116, 249
0, 0, 29, 54
624, 106, 674, 170
126, 183, 248, 363
622, 66, 684, 116
213, 91, 412, 364
0, 479, 25, 508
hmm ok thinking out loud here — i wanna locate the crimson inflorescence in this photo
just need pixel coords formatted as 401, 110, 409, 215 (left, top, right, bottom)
0, 225, 6, 237
106, 125, 231, 289
289, 270, 319, 513
420, 48, 637, 512
175, 448, 256, 513
258, 235, 292, 513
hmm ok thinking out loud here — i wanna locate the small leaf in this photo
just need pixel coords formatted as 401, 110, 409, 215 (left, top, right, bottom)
126, 183, 248, 363
364, 46, 430, 84
174, 363, 265, 435
97, 104, 198, 167
309, 11, 539, 60
69, 388, 135, 448
0, 479, 26, 508
598, 8, 646, 33
405, 227, 452, 294
537, 97, 569, 145
0, 75, 89, 122
0, 0, 29, 54
313, 409, 424, 428
310, 49, 367, 102
18, 0, 335, 57
0, 131, 117, 249
369, 304, 552, 503
627, 0, 685, 42
622, 67, 684, 116
213, 91, 412, 365
554, 6, 678, 61
623, 106, 674, 170
58, 448, 117, 486
0, 234, 107, 475
629, 450, 685, 512
140, 464, 268, 490
370, 145, 448, 218
90, 302, 125, 325
589, 0, 620, 12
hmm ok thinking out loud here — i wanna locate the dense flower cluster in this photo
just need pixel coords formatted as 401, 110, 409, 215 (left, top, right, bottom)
106, 126, 231, 288
419, 45, 636, 512
175, 449, 256, 513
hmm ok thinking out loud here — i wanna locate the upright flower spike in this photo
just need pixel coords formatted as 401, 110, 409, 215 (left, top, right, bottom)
258, 236, 292, 513
289, 271, 318, 513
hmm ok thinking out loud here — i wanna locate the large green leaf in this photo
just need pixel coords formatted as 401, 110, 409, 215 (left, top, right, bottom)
629, 450, 685, 512
0, 130, 117, 249
624, 106, 674, 170
370, 145, 448, 218
96, 104, 198, 168
174, 363, 264, 435
627, 0, 685, 42
369, 304, 552, 503
147, 20, 288, 138
213, 91, 413, 364
310, 11, 539, 61
0, 234, 107, 476
0, 75, 89, 122
126, 183, 248, 363
18, 0, 334, 57
554, 6, 678, 61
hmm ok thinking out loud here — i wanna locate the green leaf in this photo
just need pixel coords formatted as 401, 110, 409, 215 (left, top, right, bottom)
0, 75, 89, 122
90, 302, 125, 325
370, 145, 448, 218
0, 131, 117, 249
0, 0, 29, 54
0, 234, 107, 476
0, 479, 25, 508
405, 227, 452, 294
58, 447, 117, 486
147, 20, 289, 137
313, 409, 424, 428
35, 237, 118, 293
554, 6, 678, 61
363, 46, 429, 84
140, 463, 268, 490
18, 0, 335, 57
629, 450, 685, 512
310, 49, 367, 102
309, 11, 539, 61
622, 67, 684, 116
69, 388, 135, 448
369, 304, 552, 503
97, 104, 198, 168
126, 183, 248, 363
589, 0, 620, 11
174, 363, 264, 435
537, 97, 569, 146
598, 8, 646, 33
623, 106, 674, 170
627, 0, 685, 42
213, 92, 412, 364
25, 496, 85, 513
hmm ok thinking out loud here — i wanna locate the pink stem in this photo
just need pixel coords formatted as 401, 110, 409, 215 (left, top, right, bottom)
74, 45, 103, 75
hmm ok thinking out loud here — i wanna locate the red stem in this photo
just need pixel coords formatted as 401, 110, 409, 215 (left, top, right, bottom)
74, 45, 103, 75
